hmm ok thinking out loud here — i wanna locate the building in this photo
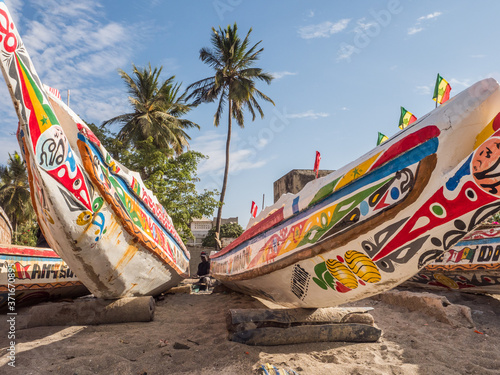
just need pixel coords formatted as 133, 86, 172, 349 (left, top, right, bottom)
273, 169, 334, 203
0, 206, 12, 245
186, 216, 239, 246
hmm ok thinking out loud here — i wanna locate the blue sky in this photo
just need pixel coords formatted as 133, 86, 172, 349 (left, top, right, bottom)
1, 0, 500, 228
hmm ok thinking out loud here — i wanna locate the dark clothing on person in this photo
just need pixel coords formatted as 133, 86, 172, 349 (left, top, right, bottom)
197, 260, 210, 277
36, 227, 50, 248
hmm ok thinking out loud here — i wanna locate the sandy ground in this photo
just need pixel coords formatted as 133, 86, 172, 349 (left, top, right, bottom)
1, 284, 500, 375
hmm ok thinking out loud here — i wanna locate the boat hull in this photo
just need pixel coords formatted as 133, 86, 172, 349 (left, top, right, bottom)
404, 225, 500, 294
212, 79, 500, 307
0, 3, 189, 299
0, 245, 89, 310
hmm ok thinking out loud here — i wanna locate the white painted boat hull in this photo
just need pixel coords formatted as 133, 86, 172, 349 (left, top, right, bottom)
212, 79, 500, 307
0, 3, 189, 299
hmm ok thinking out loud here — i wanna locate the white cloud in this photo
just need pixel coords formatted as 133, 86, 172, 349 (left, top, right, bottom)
190, 131, 269, 177
0, 0, 158, 131
408, 11, 442, 35
271, 71, 297, 80
4, 0, 24, 26
449, 78, 471, 88
416, 85, 432, 95
408, 27, 423, 35
417, 12, 442, 22
286, 110, 330, 120
355, 18, 378, 33
471, 54, 486, 59
337, 45, 356, 61
298, 19, 350, 39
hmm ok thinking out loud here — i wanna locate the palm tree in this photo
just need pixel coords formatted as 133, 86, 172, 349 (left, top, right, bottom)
186, 23, 274, 249
0, 151, 34, 241
102, 64, 199, 155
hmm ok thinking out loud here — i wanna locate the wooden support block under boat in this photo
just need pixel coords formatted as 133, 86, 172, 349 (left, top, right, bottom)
226, 307, 380, 345
230, 323, 382, 346
19, 296, 155, 328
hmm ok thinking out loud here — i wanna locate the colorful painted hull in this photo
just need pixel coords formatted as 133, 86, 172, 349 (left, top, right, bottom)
211, 79, 500, 307
403, 225, 500, 294
0, 245, 89, 310
0, 3, 189, 299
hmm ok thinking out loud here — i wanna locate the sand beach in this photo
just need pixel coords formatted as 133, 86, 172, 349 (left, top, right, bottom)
1, 284, 500, 375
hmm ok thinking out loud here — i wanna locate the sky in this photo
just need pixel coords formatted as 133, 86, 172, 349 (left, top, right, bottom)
1, 0, 500, 228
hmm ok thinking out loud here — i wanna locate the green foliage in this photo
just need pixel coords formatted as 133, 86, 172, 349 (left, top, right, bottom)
102, 64, 199, 155
0, 151, 35, 241
186, 23, 274, 248
486, 212, 500, 224
202, 222, 243, 247
186, 23, 275, 127
13, 219, 37, 247
87, 123, 219, 242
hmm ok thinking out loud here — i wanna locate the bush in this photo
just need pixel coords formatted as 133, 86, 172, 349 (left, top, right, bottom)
202, 222, 243, 248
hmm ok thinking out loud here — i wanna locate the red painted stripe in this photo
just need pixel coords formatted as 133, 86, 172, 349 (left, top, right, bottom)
442, 85, 451, 103
0, 245, 60, 258
211, 208, 285, 259
494, 112, 500, 132
369, 126, 441, 171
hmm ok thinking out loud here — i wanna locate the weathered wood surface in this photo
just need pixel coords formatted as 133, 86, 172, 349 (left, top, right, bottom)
19, 296, 155, 328
230, 323, 382, 346
226, 307, 374, 332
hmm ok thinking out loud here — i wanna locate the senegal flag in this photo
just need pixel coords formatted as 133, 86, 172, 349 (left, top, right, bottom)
399, 107, 417, 130
433, 74, 451, 104
377, 132, 388, 146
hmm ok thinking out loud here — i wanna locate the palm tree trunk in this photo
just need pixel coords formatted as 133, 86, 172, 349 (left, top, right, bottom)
215, 100, 232, 251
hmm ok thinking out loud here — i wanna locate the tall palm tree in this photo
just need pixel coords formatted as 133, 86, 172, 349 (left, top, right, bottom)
103, 64, 199, 155
186, 23, 274, 249
0, 151, 34, 241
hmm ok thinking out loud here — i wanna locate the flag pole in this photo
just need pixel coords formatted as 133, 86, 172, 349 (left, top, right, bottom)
435, 74, 438, 109
262, 194, 265, 211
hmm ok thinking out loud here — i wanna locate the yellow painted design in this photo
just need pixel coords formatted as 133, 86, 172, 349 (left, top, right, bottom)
344, 250, 381, 283
326, 259, 358, 289
474, 116, 497, 149
434, 273, 459, 289
76, 211, 92, 226
277, 204, 338, 257
19, 64, 52, 134
335, 152, 382, 190
43, 209, 54, 224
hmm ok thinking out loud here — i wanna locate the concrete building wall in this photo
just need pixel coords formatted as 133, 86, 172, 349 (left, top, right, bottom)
0, 206, 12, 245
186, 217, 239, 246
186, 245, 214, 278
273, 169, 334, 203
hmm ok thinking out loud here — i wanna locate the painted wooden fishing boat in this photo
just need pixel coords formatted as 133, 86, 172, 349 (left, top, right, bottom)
0, 245, 89, 310
0, 3, 189, 299
211, 79, 500, 308
402, 224, 500, 294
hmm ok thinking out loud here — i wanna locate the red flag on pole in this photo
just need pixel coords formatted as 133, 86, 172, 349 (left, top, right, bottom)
250, 201, 258, 218
313, 151, 321, 179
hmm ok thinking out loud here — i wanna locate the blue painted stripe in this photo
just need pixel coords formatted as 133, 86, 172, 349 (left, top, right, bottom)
0, 255, 60, 262
446, 154, 472, 191
218, 137, 439, 258
78, 134, 188, 260
456, 237, 500, 246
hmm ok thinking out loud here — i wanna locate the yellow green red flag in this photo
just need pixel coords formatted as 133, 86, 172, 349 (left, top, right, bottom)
377, 132, 388, 146
433, 74, 451, 104
399, 106, 417, 130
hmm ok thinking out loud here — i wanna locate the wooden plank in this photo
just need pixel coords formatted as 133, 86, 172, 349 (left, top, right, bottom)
19, 296, 155, 328
227, 307, 374, 332
230, 323, 382, 346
